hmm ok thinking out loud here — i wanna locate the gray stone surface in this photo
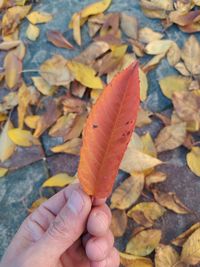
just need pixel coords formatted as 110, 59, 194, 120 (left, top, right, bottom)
0, 0, 200, 264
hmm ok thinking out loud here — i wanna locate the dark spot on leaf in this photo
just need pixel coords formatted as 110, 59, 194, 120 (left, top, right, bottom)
93, 124, 98, 128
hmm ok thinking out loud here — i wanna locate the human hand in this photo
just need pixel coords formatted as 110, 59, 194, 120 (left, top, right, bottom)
0, 183, 119, 267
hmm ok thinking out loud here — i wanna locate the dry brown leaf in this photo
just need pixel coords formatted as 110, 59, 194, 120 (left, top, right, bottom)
42, 173, 76, 187
0, 92, 18, 114
49, 114, 76, 138
110, 209, 127, 237
26, 23, 40, 41
172, 222, 200, 247
17, 82, 31, 129
51, 138, 82, 155
139, 27, 163, 44
159, 75, 191, 99
40, 55, 74, 86
155, 122, 187, 153
126, 229, 162, 256
110, 173, 144, 210
47, 30, 74, 49
120, 252, 153, 267
71, 81, 86, 98
181, 228, 200, 265
135, 107, 152, 128
181, 35, 200, 75
186, 147, 200, 177
120, 13, 138, 39
167, 42, 181, 66
152, 189, 191, 214
32, 76, 57, 96
75, 41, 110, 66
127, 202, 166, 227
142, 53, 165, 73
62, 96, 87, 114
145, 40, 173, 55
172, 91, 200, 127
155, 244, 184, 267
0, 114, 7, 122
0, 120, 16, 162
34, 99, 62, 138
145, 171, 167, 189
27, 11, 53, 24
141, 0, 174, 19
4, 51, 22, 89
67, 60, 103, 89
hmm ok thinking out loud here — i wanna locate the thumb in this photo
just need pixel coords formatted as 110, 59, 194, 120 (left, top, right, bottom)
39, 187, 91, 256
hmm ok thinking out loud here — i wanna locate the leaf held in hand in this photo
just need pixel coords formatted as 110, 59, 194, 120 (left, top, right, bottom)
42, 173, 76, 187
78, 62, 140, 197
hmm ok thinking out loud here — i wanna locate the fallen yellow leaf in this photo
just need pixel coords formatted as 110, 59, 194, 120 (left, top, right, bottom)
139, 27, 164, 44
186, 147, 200, 177
126, 229, 162, 256
71, 12, 81, 46
28, 197, 48, 213
120, 252, 153, 267
145, 40, 173, 55
0, 120, 16, 162
0, 40, 21, 50
110, 173, 144, 210
145, 171, 167, 189
67, 60, 103, 89
25, 115, 40, 129
42, 173, 76, 187
141, 132, 157, 157
81, 0, 112, 19
139, 68, 148, 101
51, 138, 82, 155
26, 23, 40, 41
8, 128, 40, 147
27, 11, 53, 24
0, 167, 8, 177
32, 76, 57, 96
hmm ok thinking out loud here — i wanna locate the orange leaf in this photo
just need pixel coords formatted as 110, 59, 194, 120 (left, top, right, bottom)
78, 62, 140, 197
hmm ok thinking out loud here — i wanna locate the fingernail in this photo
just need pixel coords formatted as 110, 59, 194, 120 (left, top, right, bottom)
67, 190, 84, 215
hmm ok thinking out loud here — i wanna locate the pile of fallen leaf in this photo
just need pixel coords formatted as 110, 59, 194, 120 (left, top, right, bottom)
0, 0, 200, 266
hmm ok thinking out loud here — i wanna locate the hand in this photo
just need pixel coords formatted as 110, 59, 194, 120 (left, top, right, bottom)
0, 183, 119, 267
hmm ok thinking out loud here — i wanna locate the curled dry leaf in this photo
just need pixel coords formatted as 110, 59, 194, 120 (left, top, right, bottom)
145, 40, 172, 55
26, 23, 40, 41
75, 41, 110, 66
172, 222, 200, 247
32, 76, 57, 96
4, 51, 22, 89
8, 128, 40, 147
47, 30, 74, 49
67, 60, 103, 89
145, 171, 167, 189
155, 244, 184, 267
42, 173, 76, 187
120, 12, 138, 39
51, 138, 82, 155
28, 197, 48, 213
110, 173, 144, 210
34, 99, 62, 138
0, 167, 8, 177
78, 63, 140, 198
159, 75, 191, 99
17, 82, 31, 129
0, 120, 16, 162
186, 147, 200, 177
127, 202, 166, 227
152, 189, 191, 214
110, 209, 127, 237
181, 228, 200, 265
27, 11, 53, 24
126, 229, 162, 256
39, 55, 74, 86
139, 27, 164, 44
181, 35, 200, 75
119, 252, 153, 267
0, 40, 21, 50
172, 91, 200, 127
155, 122, 187, 153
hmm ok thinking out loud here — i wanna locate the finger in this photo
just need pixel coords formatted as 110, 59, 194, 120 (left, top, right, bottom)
38, 187, 91, 257
91, 248, 120, 267
93, 198, 107, 206
87, 204, 111, 237
86, 230, 114, 262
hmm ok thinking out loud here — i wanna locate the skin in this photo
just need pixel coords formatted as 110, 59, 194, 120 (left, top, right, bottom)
0, 184, 120, 267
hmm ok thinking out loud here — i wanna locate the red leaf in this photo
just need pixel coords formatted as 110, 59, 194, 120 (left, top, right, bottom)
78, 62, 140, 198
